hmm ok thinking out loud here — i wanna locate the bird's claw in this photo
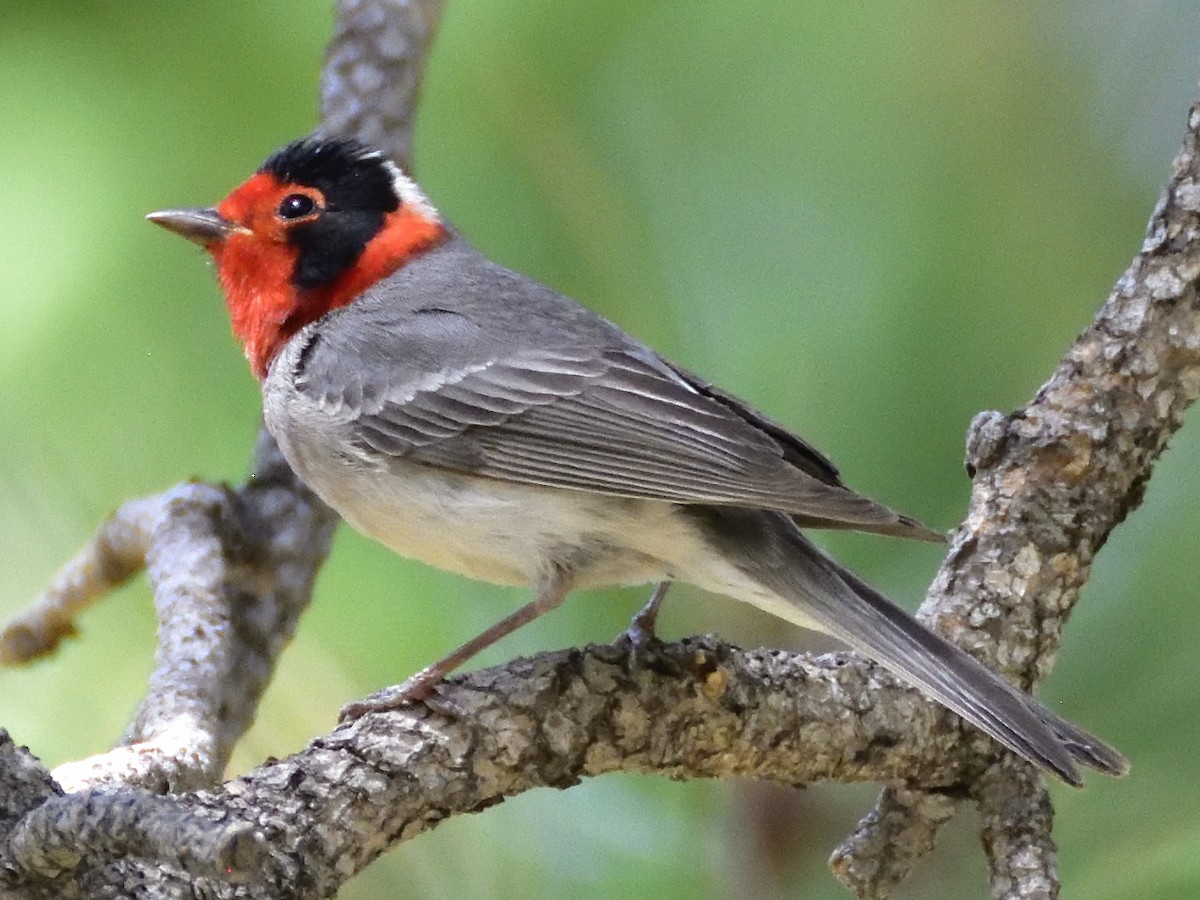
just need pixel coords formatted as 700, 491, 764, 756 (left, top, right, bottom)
616, 581, 670, 651
338, 666, 446, 722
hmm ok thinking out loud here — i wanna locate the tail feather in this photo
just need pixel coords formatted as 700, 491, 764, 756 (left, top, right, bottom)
1037, 705, 1130, 777
791, 511, 946, 544
701, 509, 1128, 784
825, 559, 1128, 782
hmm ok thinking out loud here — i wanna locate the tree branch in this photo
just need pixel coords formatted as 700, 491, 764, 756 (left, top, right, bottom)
4, 434, 336, 795
0, 639, 1021, 898
834, 96, 1200, 895
320, 0, 447, 170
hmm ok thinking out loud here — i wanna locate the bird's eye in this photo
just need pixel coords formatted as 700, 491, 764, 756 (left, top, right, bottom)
277, 193, 318, 220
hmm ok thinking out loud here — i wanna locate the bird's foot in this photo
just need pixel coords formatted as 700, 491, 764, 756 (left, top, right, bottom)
338, 665, 448, 721
616, 582, 671, 650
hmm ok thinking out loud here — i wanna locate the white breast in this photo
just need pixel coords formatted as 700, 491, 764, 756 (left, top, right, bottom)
264, 379, 688, 590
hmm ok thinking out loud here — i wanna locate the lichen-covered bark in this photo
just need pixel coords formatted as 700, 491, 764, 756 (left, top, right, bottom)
833, 104, 1200, 897
0, 641, 994, 898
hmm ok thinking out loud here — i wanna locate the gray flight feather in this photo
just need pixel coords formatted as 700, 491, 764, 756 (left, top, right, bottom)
690, 508, 1128, 783
289, 234, 941, 542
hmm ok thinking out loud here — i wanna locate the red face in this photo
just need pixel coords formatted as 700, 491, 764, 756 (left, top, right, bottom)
210, 173, 314, 377
151, 139, 448, 379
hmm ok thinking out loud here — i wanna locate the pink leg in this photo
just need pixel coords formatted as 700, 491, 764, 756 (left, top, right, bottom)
621, 581, 671, 648
340, 576, 570, 720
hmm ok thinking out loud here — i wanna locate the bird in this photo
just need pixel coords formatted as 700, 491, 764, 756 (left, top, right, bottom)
147, 136, 1127, 785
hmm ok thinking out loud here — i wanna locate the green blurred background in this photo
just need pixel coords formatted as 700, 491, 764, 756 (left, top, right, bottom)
2, 1, 1198, 897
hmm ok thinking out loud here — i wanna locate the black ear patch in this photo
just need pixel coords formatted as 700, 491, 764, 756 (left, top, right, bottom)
262, 138, 401, 291
289, 212, 385, 290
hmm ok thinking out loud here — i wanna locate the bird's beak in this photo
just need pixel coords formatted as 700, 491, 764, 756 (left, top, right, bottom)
146, 207, 245, 247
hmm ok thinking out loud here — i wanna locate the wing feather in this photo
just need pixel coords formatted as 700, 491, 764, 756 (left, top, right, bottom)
335, 347, 916, 530
287, 278, 939, 541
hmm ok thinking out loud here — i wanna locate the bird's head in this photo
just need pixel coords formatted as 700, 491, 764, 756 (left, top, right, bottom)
148, 137, 447, 379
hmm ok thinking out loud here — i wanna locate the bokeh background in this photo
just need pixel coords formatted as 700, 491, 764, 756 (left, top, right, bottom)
3, 2, 1199, 897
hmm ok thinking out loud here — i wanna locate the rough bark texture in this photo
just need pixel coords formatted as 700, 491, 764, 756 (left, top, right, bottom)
829, 102, 1200, 895
320, 0, 445, 169
0, 641, 991, 898
3, 1, 1199, 897
4, 433, 337, 796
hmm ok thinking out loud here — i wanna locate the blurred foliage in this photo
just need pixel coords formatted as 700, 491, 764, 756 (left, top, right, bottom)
2, 1, 1198, 897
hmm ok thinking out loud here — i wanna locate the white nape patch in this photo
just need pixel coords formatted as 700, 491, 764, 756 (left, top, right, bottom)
383, 160, 440, 223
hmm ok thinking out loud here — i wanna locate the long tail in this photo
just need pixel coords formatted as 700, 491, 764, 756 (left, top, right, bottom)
695, 508, 1128, 785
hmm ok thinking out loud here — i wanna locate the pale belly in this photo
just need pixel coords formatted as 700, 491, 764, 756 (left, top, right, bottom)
292, 448, 831, 636
291, 448, 684, 590
265, 387, 816, 630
